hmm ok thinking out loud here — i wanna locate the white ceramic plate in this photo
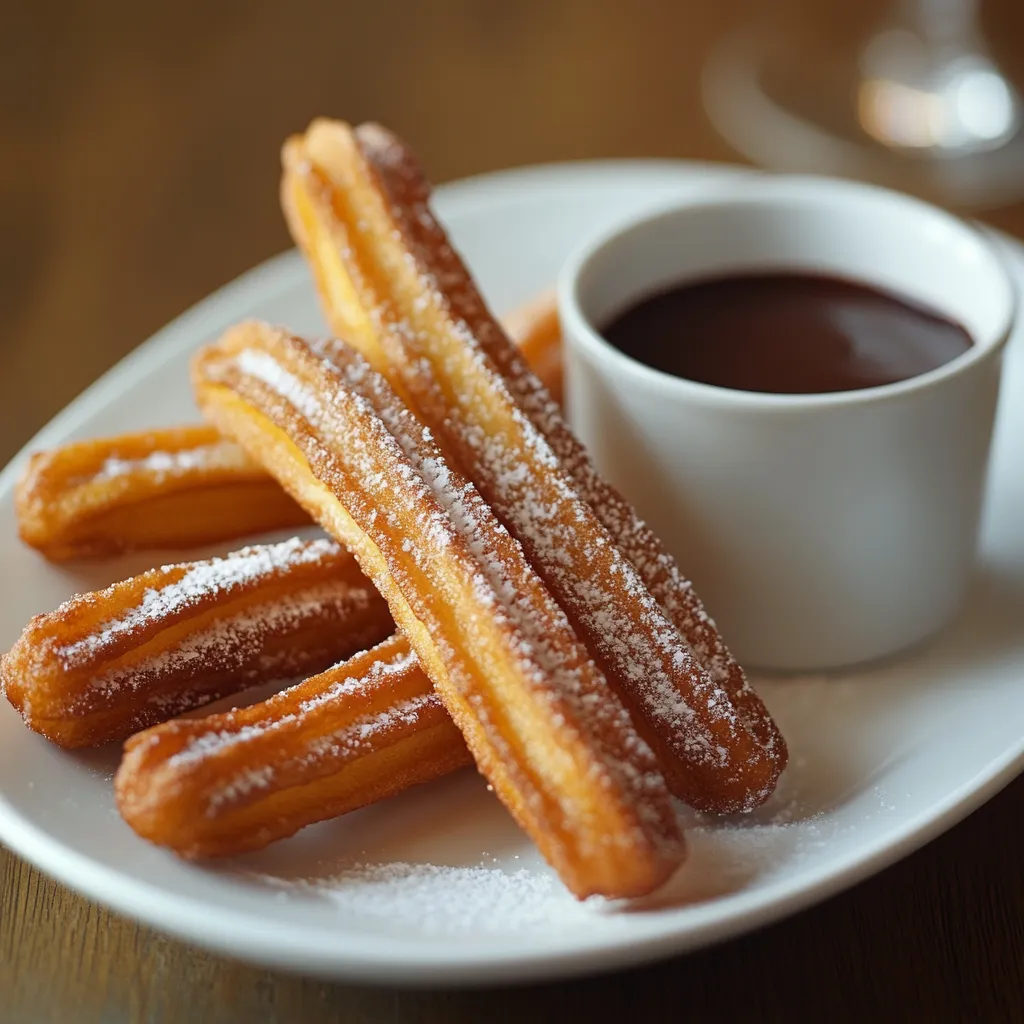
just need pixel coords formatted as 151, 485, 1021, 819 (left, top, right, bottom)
1, 161, 1023, 986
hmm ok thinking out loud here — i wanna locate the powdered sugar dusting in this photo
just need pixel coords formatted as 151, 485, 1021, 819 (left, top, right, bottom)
298, 644, 417, 714
238, 349, 326, 423
246, 861, 604, 933
77, 580, 370, 705
235, 817, 825, 933
169, 642, 422, 771
149, 637, 446, 821
59, 537, 341, 667
230, 701, 839, 932
199, 663, 894, 936
94, 443, 242, 483
204, 692, 436, 815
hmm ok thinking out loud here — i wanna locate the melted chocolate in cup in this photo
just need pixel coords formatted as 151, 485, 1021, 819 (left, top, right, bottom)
602, 273, 973, 395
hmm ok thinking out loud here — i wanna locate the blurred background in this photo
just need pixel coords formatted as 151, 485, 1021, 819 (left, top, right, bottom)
3, 0, 1023, 464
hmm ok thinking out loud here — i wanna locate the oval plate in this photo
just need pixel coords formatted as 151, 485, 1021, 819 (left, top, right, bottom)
1, 161, 1023, 985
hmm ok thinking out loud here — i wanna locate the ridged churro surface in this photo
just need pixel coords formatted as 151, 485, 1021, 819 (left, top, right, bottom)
16, 426, 310, 562
2, 537, 393, 747
116, 633, 471, 858
193, 321, 686, 899
281, 119, 786, 813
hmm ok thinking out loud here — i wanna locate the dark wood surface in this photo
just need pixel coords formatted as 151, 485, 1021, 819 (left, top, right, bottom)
3, 1, 1024, 1020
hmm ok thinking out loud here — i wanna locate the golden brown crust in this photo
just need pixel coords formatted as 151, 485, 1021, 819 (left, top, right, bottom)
1, 537, 393, 747
15, 425, 311, 562
192, 321, 686, 900
115, 633, 472, 859
279, 119, 786, 813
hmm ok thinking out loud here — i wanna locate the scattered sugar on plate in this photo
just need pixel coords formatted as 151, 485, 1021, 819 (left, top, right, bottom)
242, 862, 606, 934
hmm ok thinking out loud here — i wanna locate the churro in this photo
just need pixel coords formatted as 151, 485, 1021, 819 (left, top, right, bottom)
280, 119, 786, 813
192, 321, 685, 899
2, 537, 393, 747
16, 426, 310, 562
116, 633, 471, 858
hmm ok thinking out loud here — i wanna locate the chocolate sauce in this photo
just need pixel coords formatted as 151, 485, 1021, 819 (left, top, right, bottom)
602, 273, 973, 394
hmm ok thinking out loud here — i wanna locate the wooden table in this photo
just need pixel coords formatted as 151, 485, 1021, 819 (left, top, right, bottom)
3, 1, 1024, 1019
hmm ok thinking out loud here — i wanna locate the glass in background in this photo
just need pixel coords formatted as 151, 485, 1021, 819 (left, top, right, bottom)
703, 0, 1024, 208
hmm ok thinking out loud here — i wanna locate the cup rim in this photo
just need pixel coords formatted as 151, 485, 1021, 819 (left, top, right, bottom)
558, 175, 1018, 411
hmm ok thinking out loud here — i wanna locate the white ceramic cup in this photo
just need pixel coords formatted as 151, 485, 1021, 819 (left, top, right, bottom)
559, 177, 1016, 672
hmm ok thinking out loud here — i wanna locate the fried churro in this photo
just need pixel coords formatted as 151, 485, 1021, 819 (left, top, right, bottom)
280, 119, 786, 813
116, 633, 471, 858
16, 426, 310, 562
192, 321, 685, 899
2, 537, 393, 747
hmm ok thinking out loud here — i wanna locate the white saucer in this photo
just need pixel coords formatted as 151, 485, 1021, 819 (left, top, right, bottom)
1, 160, 1023, 986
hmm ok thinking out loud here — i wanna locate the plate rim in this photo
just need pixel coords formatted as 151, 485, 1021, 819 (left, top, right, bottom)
1, 157, 1023, 986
